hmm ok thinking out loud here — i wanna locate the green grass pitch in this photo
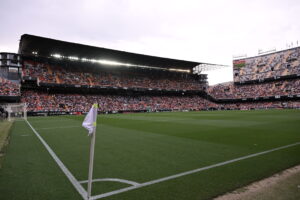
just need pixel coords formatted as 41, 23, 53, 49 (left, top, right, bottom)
0, 109, 300, 200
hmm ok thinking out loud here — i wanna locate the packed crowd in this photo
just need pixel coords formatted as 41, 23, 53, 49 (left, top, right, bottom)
22, 61, 206, 91
0, 77, 20, 96
21, 91, 214, 112
16, 55, 300, 112
234, 47, 300, 82
208, 79, 300, 99
216, 101, 300, 110
21, 90, 300, 113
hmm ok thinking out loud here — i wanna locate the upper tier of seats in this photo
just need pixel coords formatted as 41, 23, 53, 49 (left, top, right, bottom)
22, 61, 207, 91
233, 47, 300, 82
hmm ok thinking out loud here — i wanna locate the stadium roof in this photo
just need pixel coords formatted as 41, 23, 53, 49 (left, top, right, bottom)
19, 34, 226, 71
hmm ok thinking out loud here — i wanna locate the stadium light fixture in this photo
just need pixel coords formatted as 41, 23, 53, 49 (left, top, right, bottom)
169, 68, 190, 73
49, 53, 191, 72
97, 60, 121, 66
51, 54, 63, 59
97, 59, 135, 67
68, 56, 79, 61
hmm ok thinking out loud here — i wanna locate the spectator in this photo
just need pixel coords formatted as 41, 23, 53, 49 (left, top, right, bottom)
22, 61, 207, 91
0, 77, 20, 96
208, 79, 300, 99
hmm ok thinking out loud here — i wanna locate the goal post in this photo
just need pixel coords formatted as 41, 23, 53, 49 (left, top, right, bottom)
1, 103, 27, 121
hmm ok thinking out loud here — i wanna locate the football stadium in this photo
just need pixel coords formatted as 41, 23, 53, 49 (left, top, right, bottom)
0, 33, 299, 200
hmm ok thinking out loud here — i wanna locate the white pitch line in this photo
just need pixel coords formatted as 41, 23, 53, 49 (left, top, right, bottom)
25, 120, 88, 200
91, 142, 300, 200
79, 178, 140, 186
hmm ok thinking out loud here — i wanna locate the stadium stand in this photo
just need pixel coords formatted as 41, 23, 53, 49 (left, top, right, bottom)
208, 79, 300, 100
21, 91, 214, 113
21, 90, 300, 114
233, 47, 300, 83
207, 46, 300, 106
22, 60, 207, 91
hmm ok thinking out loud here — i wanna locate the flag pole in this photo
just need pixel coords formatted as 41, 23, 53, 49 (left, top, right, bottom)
87, 104, 98, 200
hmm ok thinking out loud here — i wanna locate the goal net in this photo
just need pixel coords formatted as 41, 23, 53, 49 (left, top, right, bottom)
1, 103, 27, 121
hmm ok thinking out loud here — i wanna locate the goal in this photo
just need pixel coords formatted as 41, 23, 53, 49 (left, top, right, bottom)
2, 103, 27, 121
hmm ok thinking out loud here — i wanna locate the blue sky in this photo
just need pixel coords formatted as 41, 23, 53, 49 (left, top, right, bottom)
1, 0, 299, 85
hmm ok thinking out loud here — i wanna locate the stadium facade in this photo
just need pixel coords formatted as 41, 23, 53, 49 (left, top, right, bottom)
0, 34, 300, 116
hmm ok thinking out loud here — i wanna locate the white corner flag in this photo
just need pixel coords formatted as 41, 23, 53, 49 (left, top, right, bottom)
82, 103, 98, 136
82, 103, 98, 200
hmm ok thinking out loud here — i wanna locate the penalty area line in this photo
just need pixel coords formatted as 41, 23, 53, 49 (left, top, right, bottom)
91, 141, 300, 200
25, 120, 87, 200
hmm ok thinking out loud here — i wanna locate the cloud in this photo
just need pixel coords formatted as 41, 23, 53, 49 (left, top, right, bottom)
0, 0, 299, 84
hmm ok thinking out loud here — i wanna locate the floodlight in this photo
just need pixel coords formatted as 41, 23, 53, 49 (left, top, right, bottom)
98, 60, 123, 66
68, 56, 79, 60
169, 68, 190, 73
51, 54, 63, 59
48, 53, 193, 72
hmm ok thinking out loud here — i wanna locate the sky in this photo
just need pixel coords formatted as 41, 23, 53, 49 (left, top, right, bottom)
0, 0, 300, 85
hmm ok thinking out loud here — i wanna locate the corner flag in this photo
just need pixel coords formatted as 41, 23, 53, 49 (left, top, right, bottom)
82, 103, 98, 199
82, 103, 98, 136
